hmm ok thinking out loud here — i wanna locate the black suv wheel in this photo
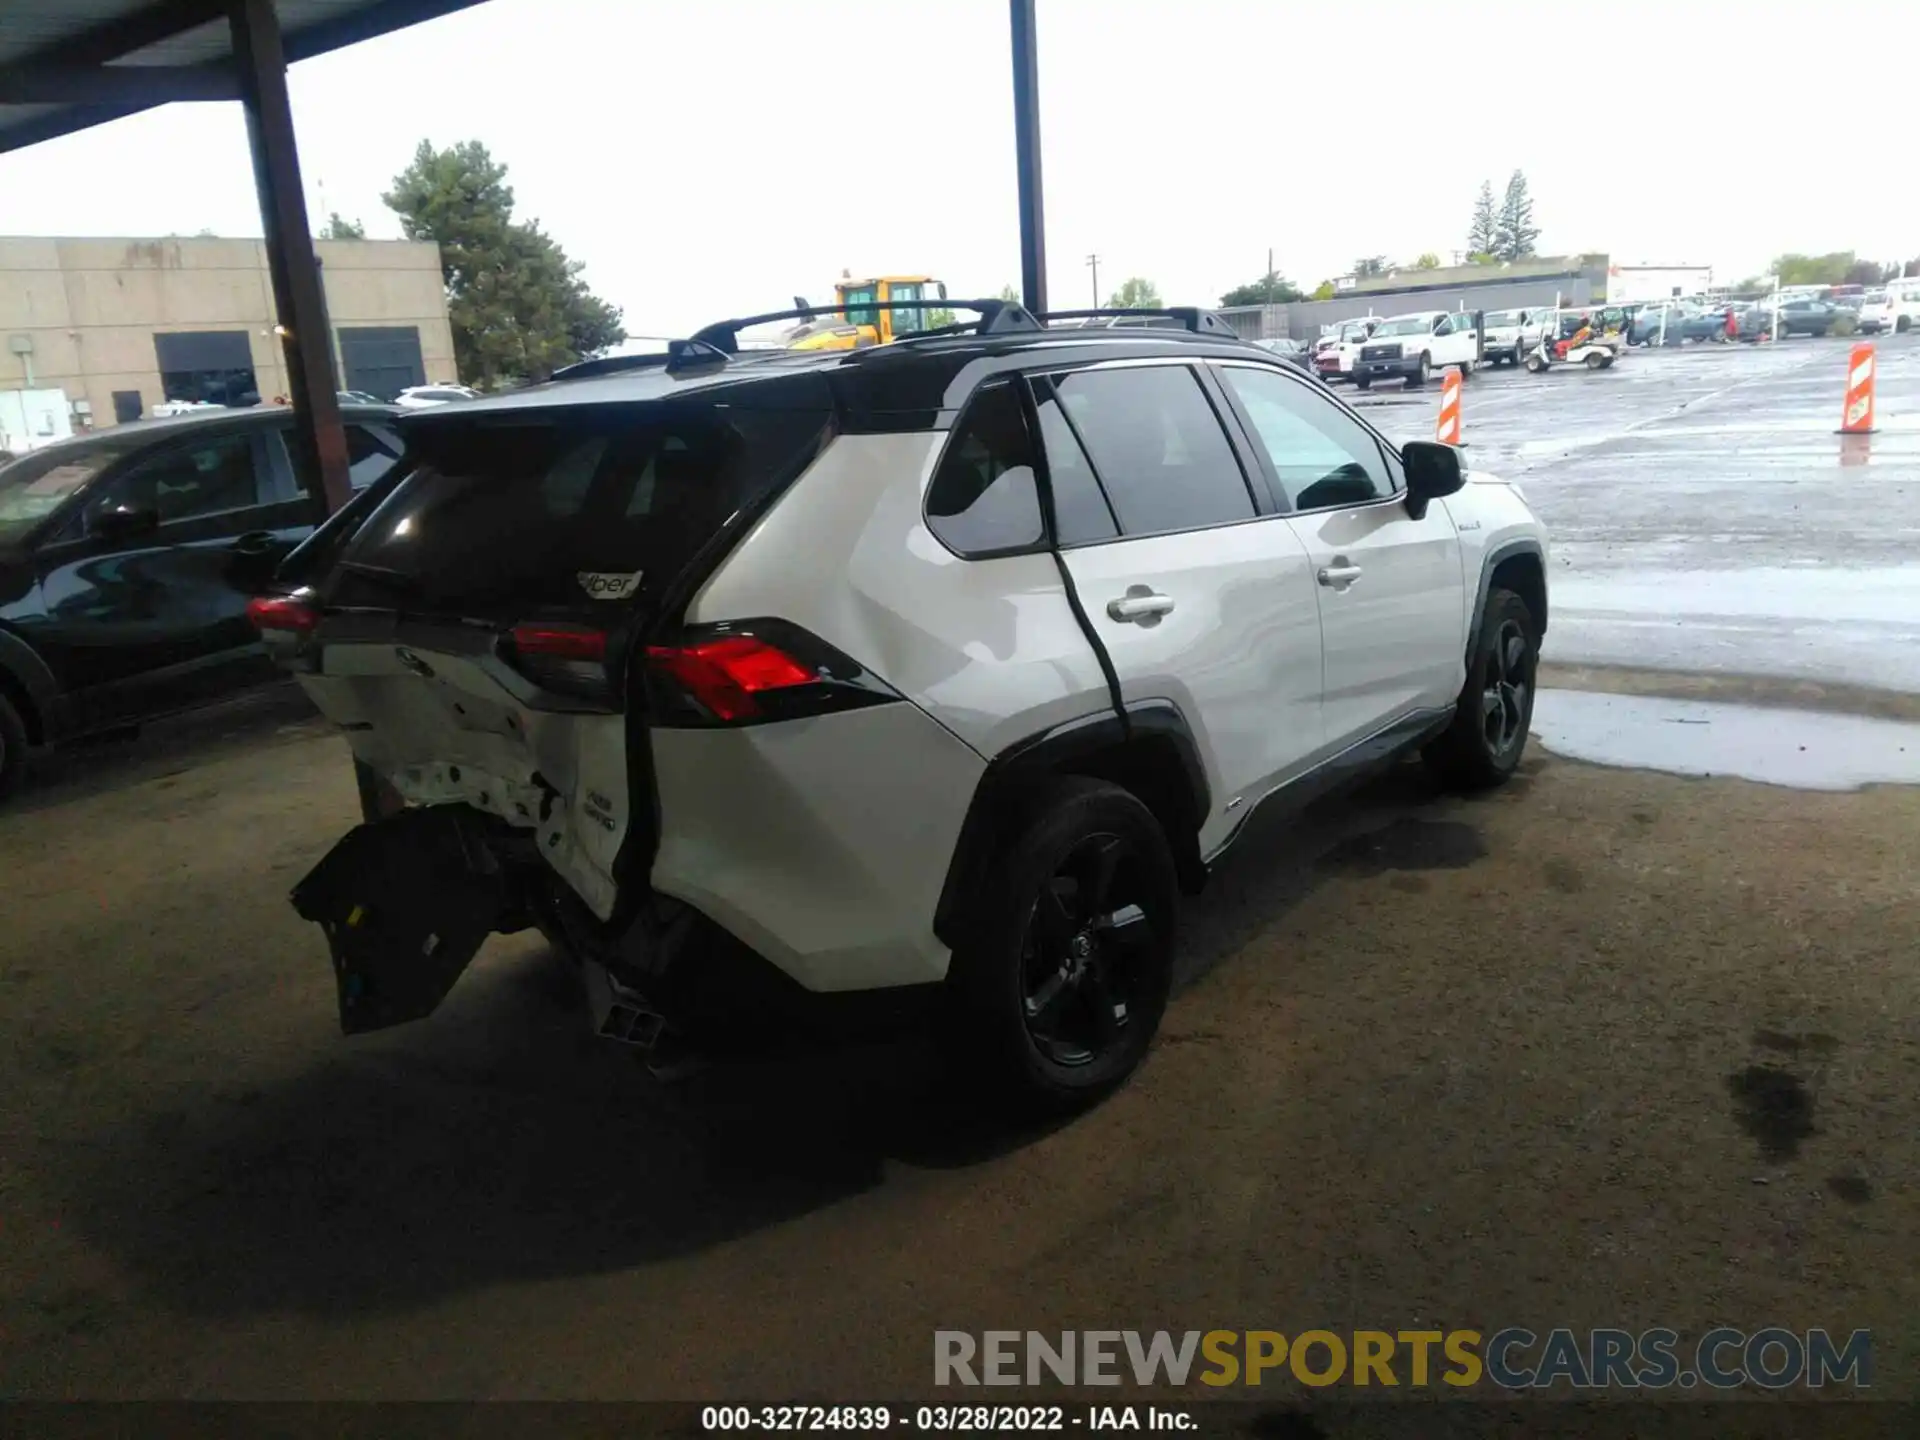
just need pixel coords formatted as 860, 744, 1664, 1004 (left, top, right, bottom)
946, 777, 1178, 1115
1424, 587, 1538, 790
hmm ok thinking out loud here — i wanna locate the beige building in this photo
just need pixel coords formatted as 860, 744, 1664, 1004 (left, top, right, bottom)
0, 235, 458, 431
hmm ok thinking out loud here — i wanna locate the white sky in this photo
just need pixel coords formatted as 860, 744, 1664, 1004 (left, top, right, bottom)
2, 0, 1914, 338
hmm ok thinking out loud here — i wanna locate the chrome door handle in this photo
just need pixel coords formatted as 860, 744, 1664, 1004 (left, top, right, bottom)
1317, 564, 1363, 587
1107, 592, 1175, 622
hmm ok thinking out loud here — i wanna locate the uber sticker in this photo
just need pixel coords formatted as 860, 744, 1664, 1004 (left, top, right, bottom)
578, 571, 643, 601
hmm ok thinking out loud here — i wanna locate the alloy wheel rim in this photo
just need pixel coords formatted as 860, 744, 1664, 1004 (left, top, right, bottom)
1481, 618, 1530, 756
1019, 831, 1154, 1067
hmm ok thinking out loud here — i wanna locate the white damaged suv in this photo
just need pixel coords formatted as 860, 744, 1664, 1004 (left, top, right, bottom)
255, 302, 1549, 1113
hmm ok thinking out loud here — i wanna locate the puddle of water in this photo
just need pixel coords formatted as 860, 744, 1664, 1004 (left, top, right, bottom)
1531, 690, 1920, 791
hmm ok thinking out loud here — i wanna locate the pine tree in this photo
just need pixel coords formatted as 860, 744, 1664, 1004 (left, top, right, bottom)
1467, 180, 1498, 258
1494, 170, 1540, 261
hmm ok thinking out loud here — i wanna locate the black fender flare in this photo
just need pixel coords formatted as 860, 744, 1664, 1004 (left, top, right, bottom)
1467, 539, 1548, 661
932, 699, 1212, 949
0, 626, 61, 742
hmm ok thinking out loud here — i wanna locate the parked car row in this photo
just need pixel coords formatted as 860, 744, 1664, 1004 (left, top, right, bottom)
0, 403, 407, 798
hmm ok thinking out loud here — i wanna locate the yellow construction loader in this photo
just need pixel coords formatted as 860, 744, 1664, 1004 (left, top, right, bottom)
783, 274, 951, 350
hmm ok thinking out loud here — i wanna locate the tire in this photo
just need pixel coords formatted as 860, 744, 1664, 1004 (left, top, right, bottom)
1525, 352, 1546, 373
1424, 588, 1538, 791
1409, 353, 1431, 387
0, 687, 29, 803
944, 777, 1179, 1116
1899, 316, 1912, 334
1354, 375, 1372, 390
1584, 351, 1607, 370
1512, 344, 1526, 367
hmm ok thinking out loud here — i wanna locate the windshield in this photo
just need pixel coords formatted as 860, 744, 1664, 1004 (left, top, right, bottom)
0, 437, 139, 539
1372, 316, 1434, 337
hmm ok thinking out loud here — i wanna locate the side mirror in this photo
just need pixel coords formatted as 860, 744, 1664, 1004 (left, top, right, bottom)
1401, 441, 1465, 520
89, 500, 161, 539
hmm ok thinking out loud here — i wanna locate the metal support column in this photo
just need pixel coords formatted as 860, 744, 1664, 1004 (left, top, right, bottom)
1010, 0, 1047, 315
229, 0, 349, 516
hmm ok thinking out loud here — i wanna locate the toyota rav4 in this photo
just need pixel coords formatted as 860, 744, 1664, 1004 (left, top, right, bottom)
256, 302, 1549, 1114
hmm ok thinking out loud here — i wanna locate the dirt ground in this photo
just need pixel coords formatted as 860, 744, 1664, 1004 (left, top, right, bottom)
1, 681, 1915, 1407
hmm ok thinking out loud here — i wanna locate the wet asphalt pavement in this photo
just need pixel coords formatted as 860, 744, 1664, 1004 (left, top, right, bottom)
1350, 332, 1920, 693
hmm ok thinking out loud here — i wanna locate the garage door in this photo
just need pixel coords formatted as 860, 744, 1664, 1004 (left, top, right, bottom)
338, 326, 426, 402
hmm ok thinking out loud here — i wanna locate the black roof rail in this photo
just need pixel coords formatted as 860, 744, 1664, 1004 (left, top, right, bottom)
548, 350, 673, 383
1036, 306, 1242, 337
686, 297, 1042, 359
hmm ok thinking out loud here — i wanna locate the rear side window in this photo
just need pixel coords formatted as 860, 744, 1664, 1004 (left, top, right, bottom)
328, 402, 830, 614
925, 381, 1045, 556
1049, 366, 1254, 536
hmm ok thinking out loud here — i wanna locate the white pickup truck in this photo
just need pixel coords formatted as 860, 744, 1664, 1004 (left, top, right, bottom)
1353, 310, 1483, 389
1480, 306, 1557, 367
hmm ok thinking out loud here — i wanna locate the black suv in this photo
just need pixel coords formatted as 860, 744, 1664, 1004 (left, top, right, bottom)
0, 404, 404, 799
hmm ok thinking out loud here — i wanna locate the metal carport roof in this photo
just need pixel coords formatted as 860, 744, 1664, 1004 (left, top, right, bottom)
0, 0, 488, 154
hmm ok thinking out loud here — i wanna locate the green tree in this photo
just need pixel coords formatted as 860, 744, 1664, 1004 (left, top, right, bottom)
1310, 280, 1337, 301
1219, 270, 1303, 307
383, 139, 626, 387
1353, 256, 1390, 278
1107, 277, 1162, 309
1467, 180, 1498, 257
1494, 170, 1540, 261
318, 212, 366, 240
1413, 252, 1441, 270
925, 308, 957, 328
1771, 252, 1857, 287
998, 283, 1020, 302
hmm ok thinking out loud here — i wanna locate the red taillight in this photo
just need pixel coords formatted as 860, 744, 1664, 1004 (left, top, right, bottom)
509, 624, 608, 662
246, 595, 318, 635
646, 635, 816, 722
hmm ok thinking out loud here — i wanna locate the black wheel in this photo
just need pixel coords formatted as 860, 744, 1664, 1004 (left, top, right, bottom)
1898, 316, 1912, 334
1525, 352, 1547, 373
1584, 351, 1607, 370
0, 688, 29, 803
1512, 344, 1526, 367
945, 777, 1178, 1115
1354, 374, 1372, 390
1424, 588, 1538, 790
1409, 353, 1431, 387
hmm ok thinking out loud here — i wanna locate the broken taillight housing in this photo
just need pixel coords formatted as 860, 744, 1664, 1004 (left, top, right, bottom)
506, 622, 615, 701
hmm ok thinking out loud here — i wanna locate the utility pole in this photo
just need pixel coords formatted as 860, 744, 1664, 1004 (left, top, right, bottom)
1266, 247, 1274, 302
1087, 253, 1100, 307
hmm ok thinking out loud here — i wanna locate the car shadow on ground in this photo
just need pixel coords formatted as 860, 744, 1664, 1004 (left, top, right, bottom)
45, 756, 1536, 1324
10, 682, 325, 818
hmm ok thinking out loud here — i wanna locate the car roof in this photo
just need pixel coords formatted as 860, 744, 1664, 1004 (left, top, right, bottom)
11, 403, 401, 460
402, 326, 1297, 428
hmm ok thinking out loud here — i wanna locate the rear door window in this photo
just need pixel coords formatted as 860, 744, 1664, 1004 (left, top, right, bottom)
328, 400, 831, 615
1047, 366, 1255, 537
